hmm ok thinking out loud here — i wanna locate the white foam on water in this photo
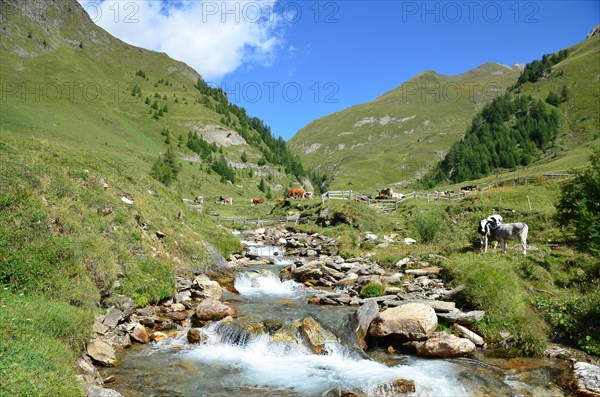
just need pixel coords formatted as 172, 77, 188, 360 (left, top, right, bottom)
234, 269, 303, 297
182, 329, 469, 397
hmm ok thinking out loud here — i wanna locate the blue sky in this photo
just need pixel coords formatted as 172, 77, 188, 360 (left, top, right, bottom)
81, 1, 599, 140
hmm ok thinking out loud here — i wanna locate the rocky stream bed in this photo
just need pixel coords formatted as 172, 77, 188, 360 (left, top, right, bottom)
80, 227, 600, 397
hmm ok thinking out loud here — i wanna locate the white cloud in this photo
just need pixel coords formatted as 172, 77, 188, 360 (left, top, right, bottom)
78, 1, 286, 80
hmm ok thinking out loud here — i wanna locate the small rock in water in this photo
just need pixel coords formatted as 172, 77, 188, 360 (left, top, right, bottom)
187, 328, 205, 344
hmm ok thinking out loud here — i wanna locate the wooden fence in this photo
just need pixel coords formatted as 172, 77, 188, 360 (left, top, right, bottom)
321, 190, 466, 211
212, 215, 317, 227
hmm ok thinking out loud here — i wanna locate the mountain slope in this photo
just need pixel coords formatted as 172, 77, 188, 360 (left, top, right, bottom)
0, 0, 311, 199
288, 62, 522, 191
427, 33, 600, 186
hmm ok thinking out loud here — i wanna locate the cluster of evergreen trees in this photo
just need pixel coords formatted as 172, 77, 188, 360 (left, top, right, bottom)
427, 94, 559, 184
151, 146, 180, 185
194, 79, 324, 189
186, 131, 236, 184
514, 50, 569, 88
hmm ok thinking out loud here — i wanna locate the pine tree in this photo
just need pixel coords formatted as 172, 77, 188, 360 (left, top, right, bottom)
241, 151, 248, 163
560, 85, 569, 103
258, 177, 266, 192
546, 91, 560, 106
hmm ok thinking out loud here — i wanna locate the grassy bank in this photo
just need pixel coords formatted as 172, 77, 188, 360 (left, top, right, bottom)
287, 177, 599, 356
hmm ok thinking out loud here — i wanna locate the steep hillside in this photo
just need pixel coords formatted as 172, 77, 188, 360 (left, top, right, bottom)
0, 0, 312, 201
0, 1, 307, 395
288, 62, 521, 191
429, 33, 600, 185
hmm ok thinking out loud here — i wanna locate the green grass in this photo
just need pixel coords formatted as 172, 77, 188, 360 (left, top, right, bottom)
0, 290, 92, 397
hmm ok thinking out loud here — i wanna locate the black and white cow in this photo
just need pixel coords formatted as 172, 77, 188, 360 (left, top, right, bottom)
478, 214, 528, 256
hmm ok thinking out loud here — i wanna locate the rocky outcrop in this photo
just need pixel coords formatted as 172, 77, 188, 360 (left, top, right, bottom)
368, 303, 437, 341
416, 332, 476, 358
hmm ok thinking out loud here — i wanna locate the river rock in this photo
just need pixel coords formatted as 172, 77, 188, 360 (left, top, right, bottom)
292, 260, 324, 281
86, 386, 124, 397
115, 295, 135, 320
384, 299, 456, 313
300, 316, 338, 354
271, 321, 302, 343
127, 322, 149, 344
405, 267, 441, 276
87, 339, 118, 367
371, 378, 416, 395
150, 331, 167, 341
77, 355, 103, 386
194, 298, 236, 321
192, 275, 223, 301
187, 328, 205, 344
453, 323, 484, 346
354, 300, 379, 349
368, 303, 437, 341
337, 272, 359, 286
102, 307, 123, 329
417, 332, 476, 358
218, 315, 266, 344
437, 310, 485, 325
573, 362, 600, 397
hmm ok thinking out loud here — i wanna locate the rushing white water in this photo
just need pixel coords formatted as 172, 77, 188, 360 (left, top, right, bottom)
181, 323, 469, 397
234, 269, 304, 297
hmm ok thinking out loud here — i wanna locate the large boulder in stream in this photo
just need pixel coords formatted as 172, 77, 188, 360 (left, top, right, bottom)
193, 298, 236, 321
300, 316, 338, 354
416, 332, 476, 358
217, 315, 266, 345
368, 303, 437, 341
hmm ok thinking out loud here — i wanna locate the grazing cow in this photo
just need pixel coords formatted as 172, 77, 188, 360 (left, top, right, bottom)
194, 195, 205, 204
376, 187, 393, 199
392, 192, 406, 199
274, 197, 284, 203
461, 185, 477, 191
478, 215, 528, 256
303, 191, 314, 199
287, 187, 305, 199
219, 196, 233, 205
251, 198, 265, 205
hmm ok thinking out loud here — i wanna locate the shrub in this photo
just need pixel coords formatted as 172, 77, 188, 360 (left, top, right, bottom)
413, 210, 446, 243
360, 281, 385, 298
555, 147, 600, 254
535, 289, 600, 355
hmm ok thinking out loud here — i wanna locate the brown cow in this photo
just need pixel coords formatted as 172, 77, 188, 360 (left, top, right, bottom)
274, 197, 285, 202
251, 198, 265, 205
287, 187, 305, 199
376, 187, 393, 199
